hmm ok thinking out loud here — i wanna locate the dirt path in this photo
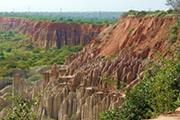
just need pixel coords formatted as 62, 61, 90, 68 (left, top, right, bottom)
150, 107, 180, 120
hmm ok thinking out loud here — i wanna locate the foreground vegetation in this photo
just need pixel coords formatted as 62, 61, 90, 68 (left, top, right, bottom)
100, 50, 180, 120
0, 31, 82, 79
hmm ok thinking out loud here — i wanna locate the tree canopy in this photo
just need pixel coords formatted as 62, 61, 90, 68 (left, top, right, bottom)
166, 0, 180, 19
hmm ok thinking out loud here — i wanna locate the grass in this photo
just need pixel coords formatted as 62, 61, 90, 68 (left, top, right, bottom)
0, 31, 83, 79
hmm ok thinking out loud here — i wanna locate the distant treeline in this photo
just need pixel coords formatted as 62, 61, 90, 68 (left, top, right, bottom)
0, 10, 175, 25
121, 9, 176, 18
0, 12, 123, 25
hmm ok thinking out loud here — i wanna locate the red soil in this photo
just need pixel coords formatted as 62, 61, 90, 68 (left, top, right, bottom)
96, 16, 179, 59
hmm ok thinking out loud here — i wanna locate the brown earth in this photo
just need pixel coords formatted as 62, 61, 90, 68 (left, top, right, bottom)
149, 107, 180, 120
0, 16, 179, 120
0, 17, 106, 48
94, 16, 179, 59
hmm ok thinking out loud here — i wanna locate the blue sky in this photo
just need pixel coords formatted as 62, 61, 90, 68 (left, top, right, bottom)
0, 0, 170, 12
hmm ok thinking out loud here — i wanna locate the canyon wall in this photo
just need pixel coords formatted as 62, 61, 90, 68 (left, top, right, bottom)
95, 16, 178, 59
0, 17, 106, 48
0, 16, 179, 120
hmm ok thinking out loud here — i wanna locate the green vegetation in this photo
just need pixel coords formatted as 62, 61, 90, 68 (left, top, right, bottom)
0, 31, 82, 79
99, 72, 116, 86
101, 38, 108, 46
128, 28, 135, 34
168, 22, 179, 44
166, 0, 180, 18
122, 9, 176, 18
91, 44, 99, 51
104, 54, 116, 61
3, 89, 45, 120
26, 74, 42, 82
128, 45, 135, 50
128, 42, 136, 50
70, 114, 78, 120
100, 51, 180, 120
0, 12, 122, 25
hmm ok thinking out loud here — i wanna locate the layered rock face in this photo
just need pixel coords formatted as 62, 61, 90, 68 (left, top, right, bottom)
1, 48, 142, 120
95, 16, 177, 59
0, 48, 143, 120
0, 17, 105, 48
0, 16, 177, 120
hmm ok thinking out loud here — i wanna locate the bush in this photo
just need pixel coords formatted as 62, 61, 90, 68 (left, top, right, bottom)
27, 74, 42, 82
156, 11, 167, 17
91, 44, 99, 51
100, 52, 180, 120
136, 11, 147, 17
26, 43, 34, 49
33, 47, 41, 53
3, 90, 45, 120
167, 9, 174, 14
6, 48, 12, 52
168, 23, 178, 44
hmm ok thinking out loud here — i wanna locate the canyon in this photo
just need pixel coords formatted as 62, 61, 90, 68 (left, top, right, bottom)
0, 17, 105, 48
0, 16, 179, 120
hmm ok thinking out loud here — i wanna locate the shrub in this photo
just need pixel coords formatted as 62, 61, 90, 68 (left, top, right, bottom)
100, 51, 180, 120
6, 48, 12, 52
91, 44, 99, 51
128, 28, 135, 34
26, 43, 34, 49
70, 114, 78, 120
136, 11, 147, 17
27, 74, 42, 82
70, 45, 83, 52
3, 90, 45, 120
156, 11, 167, 17
98, 55, 105, 59
0, 51, 4, 56
167, 9, 174, 14
101, 39, 108, 46
33, 47, 41, 53
168, 23, 178, 44
128, 45, 135, 50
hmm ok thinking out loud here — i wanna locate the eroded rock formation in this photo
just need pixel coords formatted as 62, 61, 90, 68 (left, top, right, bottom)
0, 17, 105, 48
0, 48, 143, 120
0, 16, 178, 120
95, 16, 178, 59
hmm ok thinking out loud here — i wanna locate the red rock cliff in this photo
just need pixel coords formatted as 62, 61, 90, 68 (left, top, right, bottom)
0, 17, 106, 48
95, 16, 178, 59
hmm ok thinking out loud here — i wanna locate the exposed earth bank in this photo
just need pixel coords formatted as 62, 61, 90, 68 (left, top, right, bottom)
0, 16, 179, 120
0, 17, 106, 48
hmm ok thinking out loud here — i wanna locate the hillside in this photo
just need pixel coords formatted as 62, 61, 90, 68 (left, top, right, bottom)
0, 17, 105, 48
95, 16, 178, 59
0, 15, 179, 120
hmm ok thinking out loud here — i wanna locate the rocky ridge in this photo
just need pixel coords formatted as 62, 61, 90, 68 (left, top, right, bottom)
0, 16, 179, 120
0, 48, 143, 120
96, 16, 178, 59
0, 17, 105, 48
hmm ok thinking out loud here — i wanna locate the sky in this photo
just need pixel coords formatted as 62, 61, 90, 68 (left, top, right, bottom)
0, 0, 170, 12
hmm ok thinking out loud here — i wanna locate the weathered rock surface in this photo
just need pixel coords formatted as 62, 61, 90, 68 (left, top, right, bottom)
0, 17, 105, 48
1, 16, 178, 120
96, 16, 177, 59
0, 49, 143, 119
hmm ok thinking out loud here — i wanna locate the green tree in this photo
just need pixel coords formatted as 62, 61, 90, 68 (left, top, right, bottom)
166, 0, 180, 19
3, 89, 46, 120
